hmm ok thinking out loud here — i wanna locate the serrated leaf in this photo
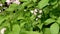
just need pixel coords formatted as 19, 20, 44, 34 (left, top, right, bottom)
38, 0, 49, 9
44, 18, 55, 25
50, 23, 59, 34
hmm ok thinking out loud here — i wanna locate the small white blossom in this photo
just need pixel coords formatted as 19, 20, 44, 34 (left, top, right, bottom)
36, 18, 38, 21
30, 10, 34, 13
6, 0, 11, 5
24, 9, 27, 12
0, 28, 6, 34
34, 9, 38, 12
39, 10, 42, 13
0, 10, 2, 12
13, 0, 20, 5
0, 4, 2, 6
38, 15, 42, 18
6, 0, 20, 5
34, 12, 37, 15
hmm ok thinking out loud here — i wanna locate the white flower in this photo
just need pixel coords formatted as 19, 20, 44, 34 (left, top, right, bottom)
34, 9, 38, 12
36, 18, 38, 21
30, 10, 34, 13
6, 0, 20, 5
24, 9, 27, 12
0, 28, 6, 34
6, 0, 11, 5
38, 15, 42, 18
13, 0, 20, 5
39, 10, 42, 13
0, 4, 2, 6
0, 10, 2, 12
33, 12, 37, 15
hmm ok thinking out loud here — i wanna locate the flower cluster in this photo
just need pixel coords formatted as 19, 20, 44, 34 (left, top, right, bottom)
6, 0, 20, 5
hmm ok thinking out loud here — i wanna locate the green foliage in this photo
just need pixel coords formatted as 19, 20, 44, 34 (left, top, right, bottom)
37, 0, 49, 9
50, 23, 59, 34
44, 18, 55, 25
0, 0, 60, 34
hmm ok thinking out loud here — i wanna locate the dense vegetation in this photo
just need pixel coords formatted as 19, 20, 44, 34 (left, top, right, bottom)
0, 0, 60, 34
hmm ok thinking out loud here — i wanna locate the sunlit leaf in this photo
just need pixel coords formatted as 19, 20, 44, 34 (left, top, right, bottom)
50, 23, 59, 34
37, 0, 49, 9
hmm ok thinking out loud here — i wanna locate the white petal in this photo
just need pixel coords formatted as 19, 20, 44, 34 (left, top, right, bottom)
0, 28, 6, 34
39, 10, 42, 13
34, 9, 38, 12
13, 0, 20, 5
0, 10, 2, 12
30, 10, 34, 13
38, 15, 42, 18
0, 4, 2, 6
6, 0, 10, 2
13, 1, 20, 5
34, 12, 37, 15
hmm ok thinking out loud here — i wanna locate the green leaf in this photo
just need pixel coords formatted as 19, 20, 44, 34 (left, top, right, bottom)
27, 31, 40, 34
20, 0, 31, 2
44, 18, 55, 25
43, 28, 51, 34
50, 23, 59, 34
6, 4, 18, 12
56, 17, 60, 24
0, 16, 5, 24
0, 15, 9, 25
1, 0, 6, 3
30, 15, 36, 20
32, 0, 37, 3
37, 23, 43, 30
37, 0, 49, 9
8, 24, 20, 34
20, 31, 40, 34
50, 0, 57, 5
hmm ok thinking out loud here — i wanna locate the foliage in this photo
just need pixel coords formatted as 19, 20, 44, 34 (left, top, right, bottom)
0, 0, 60, 34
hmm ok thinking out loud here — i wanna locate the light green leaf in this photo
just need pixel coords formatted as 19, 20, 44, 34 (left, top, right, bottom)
37, 23, 43, 30
43, 28, 51, 34
0, 16, 9, 25
32, 0, 37, 3
9, 24, 20, 34
37, 0, 49, 9
1, 0, 6, 3
20, 0, 31, 2
56, 17, 60, 24
6, 4, 18, 12
50, 0, 57, 5
20, 31, 40, 34
50, 23, 59, 34
44, 18, 55, 25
